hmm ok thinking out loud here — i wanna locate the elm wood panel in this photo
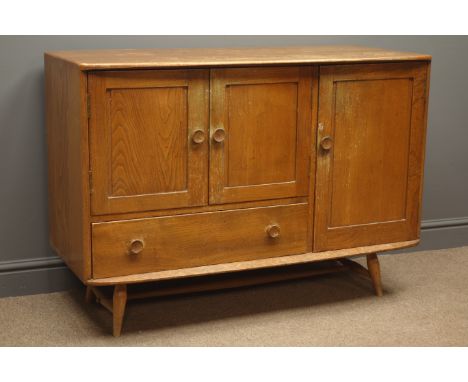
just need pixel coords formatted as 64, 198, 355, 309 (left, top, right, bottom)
90, 196, 308, 222
89, 69, 209, 215
210, 66, 314, 204
314, 62, 429, 251
227, 82, 298, 186
44, 54, 91, 281
109, 87, 188, 196
92, 204, 308, 279
330, 78, 412, 227
87, 239, 419, 286
44, 46, 431, 70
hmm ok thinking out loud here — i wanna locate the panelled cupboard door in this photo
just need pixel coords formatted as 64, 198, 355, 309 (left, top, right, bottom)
89, 69, 209, 215
314, 62, 429, 251
210, 66, 315, 204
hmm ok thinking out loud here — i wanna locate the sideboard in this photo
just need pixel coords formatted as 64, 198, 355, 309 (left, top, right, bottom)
45, 46, 431, 336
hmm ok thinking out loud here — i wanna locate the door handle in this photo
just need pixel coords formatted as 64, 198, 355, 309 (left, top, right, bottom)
266, 224, 281, 239
212, 128, 226, 143
320, 136, 333, 151
191, 129, 206, 144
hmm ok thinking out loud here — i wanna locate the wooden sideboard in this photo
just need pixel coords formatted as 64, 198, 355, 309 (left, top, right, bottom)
45, 46, 431, 336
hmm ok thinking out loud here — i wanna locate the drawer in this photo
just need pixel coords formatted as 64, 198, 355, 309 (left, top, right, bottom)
92, 204, 308, 278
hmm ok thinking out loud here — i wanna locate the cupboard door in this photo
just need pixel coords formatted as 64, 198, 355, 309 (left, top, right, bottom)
210, 66, 315, 204
89, 70, 209, 215
315, 62, 429, 251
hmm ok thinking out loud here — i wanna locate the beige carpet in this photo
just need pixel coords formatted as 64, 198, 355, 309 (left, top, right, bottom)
1, 246, 467, 346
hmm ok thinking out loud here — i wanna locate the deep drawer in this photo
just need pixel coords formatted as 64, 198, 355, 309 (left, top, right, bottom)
92, 204, 308, 278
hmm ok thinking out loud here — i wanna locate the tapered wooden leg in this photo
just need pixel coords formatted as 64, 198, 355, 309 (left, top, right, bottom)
85, 286, 95, 303
366, 253, 383, 297
113, 285, 127, 337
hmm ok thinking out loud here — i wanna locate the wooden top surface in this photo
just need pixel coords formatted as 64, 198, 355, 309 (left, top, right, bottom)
45, 45, 431, 70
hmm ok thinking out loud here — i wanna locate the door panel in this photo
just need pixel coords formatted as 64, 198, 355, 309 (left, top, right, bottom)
314, 62, 429, 251
227, 82, 298, 187
330, 78, 412, 227
89, 69, 209, 215
210, 66, 315, 204
109, 87, 188, 196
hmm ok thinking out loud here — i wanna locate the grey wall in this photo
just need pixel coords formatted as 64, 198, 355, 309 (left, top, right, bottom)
1, 36, 467, 297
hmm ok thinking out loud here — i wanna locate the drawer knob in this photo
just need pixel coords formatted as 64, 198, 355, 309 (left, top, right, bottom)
266, 224, 281, 239
128, 239, 144, 255
320, 136, 333, 151
192, 129, 206, 144
212, 128, 226, 143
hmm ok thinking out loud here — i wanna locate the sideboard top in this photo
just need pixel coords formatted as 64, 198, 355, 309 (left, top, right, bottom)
45, 45, 431, 70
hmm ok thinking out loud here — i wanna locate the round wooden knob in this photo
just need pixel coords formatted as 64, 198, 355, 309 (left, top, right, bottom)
320, 136, 333, 151
266, 224, 281, 239
128, 239, 144, 255
212, 128, 226, 143
192, 129, 205, 144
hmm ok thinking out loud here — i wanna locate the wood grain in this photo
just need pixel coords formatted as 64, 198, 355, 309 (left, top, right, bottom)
330, 78, 412, 226
87, 239, 419, 286
314, 62, 430, 251
44, 54, 91, 281
92, 204, 308, 278
45, 46, 431, 71
227, 82, 297, 186
110, 86, 188, 196
210, 66, 314, 204
89, 69, 209, 215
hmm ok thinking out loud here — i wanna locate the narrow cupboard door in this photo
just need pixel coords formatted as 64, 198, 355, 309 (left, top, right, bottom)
89, 69, 209, 215
210, 66, 315, 204
314, 62, 429, 251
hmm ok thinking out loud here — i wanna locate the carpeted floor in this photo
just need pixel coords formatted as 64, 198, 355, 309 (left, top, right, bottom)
1, 246, 467, 346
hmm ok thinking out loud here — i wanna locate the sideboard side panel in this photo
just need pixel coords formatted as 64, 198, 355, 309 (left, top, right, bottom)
45, 55, 91, 281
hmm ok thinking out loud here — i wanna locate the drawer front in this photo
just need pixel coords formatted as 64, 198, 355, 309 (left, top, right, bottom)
92, 204, 308, 278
